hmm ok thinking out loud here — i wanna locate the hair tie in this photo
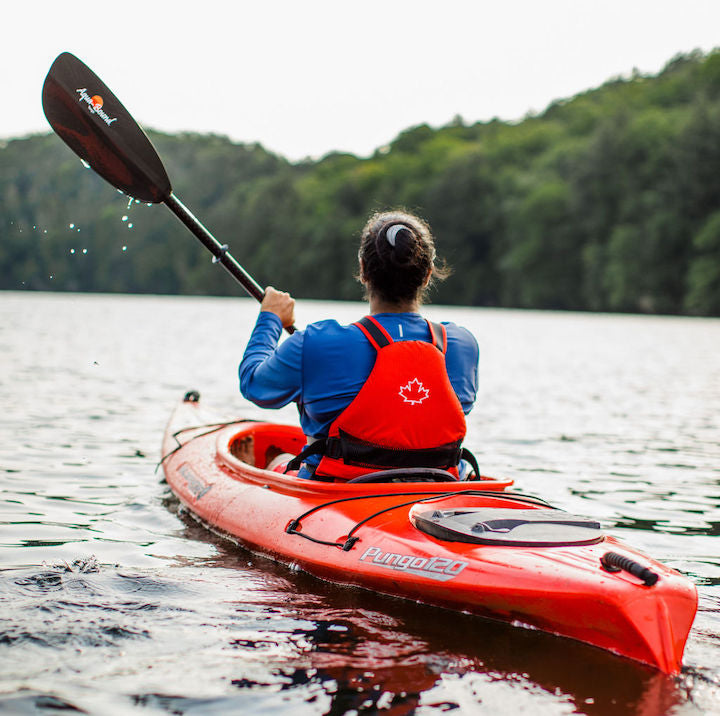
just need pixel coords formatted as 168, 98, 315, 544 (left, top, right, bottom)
385, 224, 405, 247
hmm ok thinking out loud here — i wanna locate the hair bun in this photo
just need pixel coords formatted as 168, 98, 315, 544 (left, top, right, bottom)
358, 210, 448, 305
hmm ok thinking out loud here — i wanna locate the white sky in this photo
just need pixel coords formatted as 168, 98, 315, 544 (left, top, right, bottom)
3, 0, 720, 160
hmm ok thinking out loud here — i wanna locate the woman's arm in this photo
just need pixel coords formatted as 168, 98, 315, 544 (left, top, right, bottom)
238, 289, 303, 408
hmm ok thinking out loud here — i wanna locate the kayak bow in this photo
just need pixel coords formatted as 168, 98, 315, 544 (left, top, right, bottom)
161, 393, 697, 674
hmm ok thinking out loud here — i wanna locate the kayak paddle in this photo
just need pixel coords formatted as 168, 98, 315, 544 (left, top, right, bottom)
41, 52, 295, 332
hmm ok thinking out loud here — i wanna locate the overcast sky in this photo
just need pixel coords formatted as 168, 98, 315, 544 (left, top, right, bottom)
3, 0, 720, 160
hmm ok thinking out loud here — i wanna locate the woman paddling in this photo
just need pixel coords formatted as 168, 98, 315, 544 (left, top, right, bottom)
239, 210, 479, 480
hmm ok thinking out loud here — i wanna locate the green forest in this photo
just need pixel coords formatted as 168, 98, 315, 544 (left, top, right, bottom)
2, 50, 720, 316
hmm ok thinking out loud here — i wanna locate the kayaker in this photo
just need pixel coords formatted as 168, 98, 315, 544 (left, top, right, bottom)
239, 210, 479, 480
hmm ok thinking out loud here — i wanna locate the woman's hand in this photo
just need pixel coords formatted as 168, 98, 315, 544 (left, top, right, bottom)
261, 286, 295, 329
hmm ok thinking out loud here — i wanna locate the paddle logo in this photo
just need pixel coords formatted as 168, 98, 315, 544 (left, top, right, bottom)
399, 378, 429, 405
359, 546, 467, 581
76, 88, 118, 126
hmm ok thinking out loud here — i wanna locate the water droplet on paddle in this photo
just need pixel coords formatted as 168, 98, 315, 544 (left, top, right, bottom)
122, 246, 127, 252
122, 216, 129, 222
69, 223, 75, 229
82, 248, 88, 254
128, 223, 133, 229
70, 248, 75, 254
127, 197, 134, 209
80, 159, 91, 169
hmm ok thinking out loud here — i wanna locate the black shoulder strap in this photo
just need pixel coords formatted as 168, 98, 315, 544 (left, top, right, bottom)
357, 317, 446, 352
428, 321, 446, 353
355, 316, 392, 349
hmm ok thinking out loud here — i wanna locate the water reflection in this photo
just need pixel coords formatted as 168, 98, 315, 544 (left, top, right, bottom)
0, 552, 692, 716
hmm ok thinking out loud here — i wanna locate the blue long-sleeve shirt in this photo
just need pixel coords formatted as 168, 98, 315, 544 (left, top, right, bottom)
239, 312, 479, 450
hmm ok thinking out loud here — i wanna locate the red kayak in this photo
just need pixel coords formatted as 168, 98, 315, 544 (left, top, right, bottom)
161, 392, 697, 674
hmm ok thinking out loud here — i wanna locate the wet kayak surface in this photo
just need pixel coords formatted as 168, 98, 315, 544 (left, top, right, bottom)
1, 292, 719, 715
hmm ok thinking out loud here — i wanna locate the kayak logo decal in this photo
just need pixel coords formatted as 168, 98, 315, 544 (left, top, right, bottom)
179, 463, 212, 500
359, 546, 467, 581
76, 88, 118, 126
399, 378, 429, 405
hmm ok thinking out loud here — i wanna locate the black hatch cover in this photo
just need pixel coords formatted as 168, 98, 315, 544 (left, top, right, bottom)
413, 508, 604, 547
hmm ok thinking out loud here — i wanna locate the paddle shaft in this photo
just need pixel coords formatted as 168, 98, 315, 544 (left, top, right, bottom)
165, 195, 295, 333
165, 194, 263, 301
166, 195, 295, 333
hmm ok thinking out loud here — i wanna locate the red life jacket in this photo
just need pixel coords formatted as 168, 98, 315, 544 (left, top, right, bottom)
299, 315, 467, 481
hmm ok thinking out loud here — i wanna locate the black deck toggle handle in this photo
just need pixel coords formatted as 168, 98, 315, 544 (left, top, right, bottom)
342, 536, 359, 551
286, 519, 300, 534
601, 551, 659, 586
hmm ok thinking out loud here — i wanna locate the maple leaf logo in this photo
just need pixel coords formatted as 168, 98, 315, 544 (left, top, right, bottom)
399, 378, 430, 405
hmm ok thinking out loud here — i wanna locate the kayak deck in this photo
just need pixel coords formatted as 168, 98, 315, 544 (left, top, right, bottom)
161, 396, 698, 674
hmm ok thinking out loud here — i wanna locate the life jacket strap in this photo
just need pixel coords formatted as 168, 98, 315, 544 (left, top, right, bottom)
286, 430, 464, 473
459, 447, 480, 479
354, 316, 447, 354
428, 321, 447, 354
355, 316, 393, 349
286, 440, 481, 480
285, 441, 326, 472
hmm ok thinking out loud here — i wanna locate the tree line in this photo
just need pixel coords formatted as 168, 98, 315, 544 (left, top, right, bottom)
2, 50, 720, 316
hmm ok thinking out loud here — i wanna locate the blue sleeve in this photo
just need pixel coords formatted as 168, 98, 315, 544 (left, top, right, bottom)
238, 312, 304, 408
444, 324, 479, 414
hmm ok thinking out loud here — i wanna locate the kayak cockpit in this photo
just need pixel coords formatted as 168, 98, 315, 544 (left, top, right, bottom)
227, 421, 307, 468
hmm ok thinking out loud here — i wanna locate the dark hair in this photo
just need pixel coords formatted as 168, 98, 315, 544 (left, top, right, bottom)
357, 210, 450, 305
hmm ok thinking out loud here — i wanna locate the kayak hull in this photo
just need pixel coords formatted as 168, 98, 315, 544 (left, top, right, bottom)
161, 397, 697, 674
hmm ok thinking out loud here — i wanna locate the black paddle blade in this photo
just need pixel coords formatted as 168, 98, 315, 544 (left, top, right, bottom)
42, 52, 171, 203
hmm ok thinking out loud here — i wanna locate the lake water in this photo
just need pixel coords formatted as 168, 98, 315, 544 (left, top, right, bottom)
1, 291, 719, 715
